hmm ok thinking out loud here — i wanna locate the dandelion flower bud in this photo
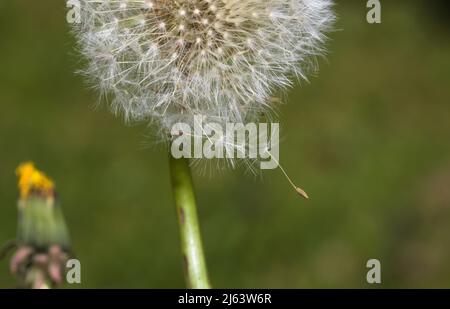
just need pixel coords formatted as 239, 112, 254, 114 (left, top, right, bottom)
9, 162, 72, 288
73, 0, 335, 134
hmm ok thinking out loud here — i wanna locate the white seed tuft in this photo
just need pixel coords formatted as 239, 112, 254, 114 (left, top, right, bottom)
73, 0, 335, 149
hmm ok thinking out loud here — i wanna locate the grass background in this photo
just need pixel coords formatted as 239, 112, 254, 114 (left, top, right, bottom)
1, 1, 449, 288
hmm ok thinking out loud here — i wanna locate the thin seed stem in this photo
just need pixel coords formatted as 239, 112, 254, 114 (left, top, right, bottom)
265, 150, 309, 199
169, 154, 211, 289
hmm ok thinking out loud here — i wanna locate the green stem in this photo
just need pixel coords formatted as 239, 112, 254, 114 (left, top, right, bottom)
169, 155, 211, 289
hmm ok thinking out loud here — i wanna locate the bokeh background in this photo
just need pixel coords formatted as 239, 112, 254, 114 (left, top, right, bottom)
1, 0, 449, 288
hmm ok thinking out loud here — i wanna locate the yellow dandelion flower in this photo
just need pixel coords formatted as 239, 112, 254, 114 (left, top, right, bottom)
16, 162, 54, 199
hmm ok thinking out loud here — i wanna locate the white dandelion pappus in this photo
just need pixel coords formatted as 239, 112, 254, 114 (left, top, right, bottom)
73, 0, 335, 163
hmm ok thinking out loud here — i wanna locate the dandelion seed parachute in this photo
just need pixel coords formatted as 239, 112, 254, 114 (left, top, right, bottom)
74, 0, 334, 145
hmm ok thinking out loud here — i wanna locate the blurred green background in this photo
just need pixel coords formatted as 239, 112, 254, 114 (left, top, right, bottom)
1, 1, 449, 288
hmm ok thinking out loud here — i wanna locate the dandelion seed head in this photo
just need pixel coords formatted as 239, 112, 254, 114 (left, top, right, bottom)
74, 0, 335, 147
